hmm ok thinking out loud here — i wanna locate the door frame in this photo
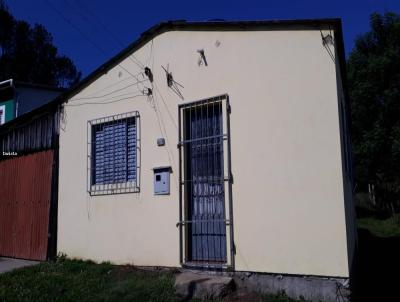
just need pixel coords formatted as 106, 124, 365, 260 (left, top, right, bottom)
177, 94, 235, 270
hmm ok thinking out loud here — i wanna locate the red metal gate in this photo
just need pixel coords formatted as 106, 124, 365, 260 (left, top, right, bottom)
0, 150, 54, 260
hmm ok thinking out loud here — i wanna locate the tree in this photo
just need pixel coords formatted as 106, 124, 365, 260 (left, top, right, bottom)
0, 1, 81, 87
347, 12, 400, 212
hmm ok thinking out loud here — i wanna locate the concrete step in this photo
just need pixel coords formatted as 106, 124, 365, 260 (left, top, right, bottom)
0, 257, 39, 274
175, 271, 235, 300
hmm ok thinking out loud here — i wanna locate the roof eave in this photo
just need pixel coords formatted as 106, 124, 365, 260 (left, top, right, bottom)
0, 18, 344, 133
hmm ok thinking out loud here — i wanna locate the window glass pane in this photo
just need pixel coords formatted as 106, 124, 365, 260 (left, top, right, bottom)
92, 117, 136, 185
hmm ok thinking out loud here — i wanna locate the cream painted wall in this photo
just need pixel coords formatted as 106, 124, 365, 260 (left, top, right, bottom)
58, 28, 352, 277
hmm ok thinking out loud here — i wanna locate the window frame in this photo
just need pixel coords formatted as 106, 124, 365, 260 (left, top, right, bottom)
0, 105, 5, 125
87, 111, 140, 196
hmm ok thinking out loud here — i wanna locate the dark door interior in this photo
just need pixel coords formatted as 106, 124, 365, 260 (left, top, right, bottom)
184, 101, 227, 263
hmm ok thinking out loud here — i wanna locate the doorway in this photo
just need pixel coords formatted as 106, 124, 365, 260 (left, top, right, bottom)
178, 95, 234, 268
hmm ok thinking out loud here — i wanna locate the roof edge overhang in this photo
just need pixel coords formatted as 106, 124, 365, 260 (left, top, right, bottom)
0, 18, 344, 133
14, 81, 67, 92
0, 79, 14, 91
68, 18, 343, 102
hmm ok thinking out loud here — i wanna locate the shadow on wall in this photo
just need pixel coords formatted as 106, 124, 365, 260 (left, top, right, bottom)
354, 229, 400, 301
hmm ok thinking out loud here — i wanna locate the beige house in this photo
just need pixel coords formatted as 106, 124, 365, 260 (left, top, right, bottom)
56, 19, 356, 297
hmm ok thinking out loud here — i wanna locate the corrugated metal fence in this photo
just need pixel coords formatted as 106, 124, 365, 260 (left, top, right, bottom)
0, 110, 60, 154
0, 150, 54, 260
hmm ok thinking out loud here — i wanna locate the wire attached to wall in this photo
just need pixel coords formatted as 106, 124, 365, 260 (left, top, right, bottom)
146, 39, 179, 192
67, 79, 149, 103
146, 38, 178, 188
320, 28, 335, 63
78, 71, 146, 98
44, 0, 147, 90
65, 94, 146, 106
149, 84, 179, 193
153, 82, 178, 129
161, 65, 184, 100
63, 0, 145, 70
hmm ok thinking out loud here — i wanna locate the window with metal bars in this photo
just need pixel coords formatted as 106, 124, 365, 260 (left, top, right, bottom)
87, 111, 140, 195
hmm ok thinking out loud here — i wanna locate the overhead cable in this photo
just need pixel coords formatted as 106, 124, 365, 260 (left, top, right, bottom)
68, 78, 148, 102
64, 0, 145, 69
65, 94, 146, 106
44, 0, 145, 85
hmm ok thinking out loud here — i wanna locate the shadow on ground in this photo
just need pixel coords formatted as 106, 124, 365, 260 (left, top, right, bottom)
354, 229, 400, 301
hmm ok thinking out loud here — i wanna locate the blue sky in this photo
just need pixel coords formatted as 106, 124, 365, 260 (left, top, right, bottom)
6, 0, 400, 77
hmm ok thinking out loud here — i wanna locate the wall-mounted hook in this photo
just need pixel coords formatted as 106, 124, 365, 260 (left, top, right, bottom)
197, 49, 208, 66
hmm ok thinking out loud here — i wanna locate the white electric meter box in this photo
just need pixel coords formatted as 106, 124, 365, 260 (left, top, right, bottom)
153, 166, 171, 195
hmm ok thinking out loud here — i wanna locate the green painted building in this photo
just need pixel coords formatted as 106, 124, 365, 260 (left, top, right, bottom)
0, 99, 14, 123
0, 79, 64, 125
0, 80, 15, 124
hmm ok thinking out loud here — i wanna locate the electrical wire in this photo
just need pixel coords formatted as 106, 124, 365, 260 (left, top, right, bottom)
161, 65, 184, 100
324, 42, 335, 62
150, 87, 179, 192
48, 1, 178, 190
74, 90, 144, 102
68, 78, 148, 102
150, 88, 174, 166
145, 39, 154, 67
67, 0, 145, 69
43, 0, 146, 86
145, 36, 170, 143
147, 37, 180, 184
65, 94, 146, 107
76, 71, 145, 98
153, 82, 178, 129
146, 37, 179, 189
320, 29, 335, 63
44, 0, 106, 57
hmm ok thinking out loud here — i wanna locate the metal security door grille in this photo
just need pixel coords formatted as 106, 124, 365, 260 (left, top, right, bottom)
178, 94, 234, 269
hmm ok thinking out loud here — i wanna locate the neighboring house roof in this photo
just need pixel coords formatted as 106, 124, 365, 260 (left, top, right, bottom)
0, 18, 348, 133
13, 81, 66, 92
13, 82, 65, 116
0, 80, 65, 92
0, 79, 13, 90
0, 79, 65, 126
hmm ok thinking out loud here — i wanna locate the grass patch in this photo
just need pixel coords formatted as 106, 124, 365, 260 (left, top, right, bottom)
0, 258, 178, 302
357, 214, 400, 237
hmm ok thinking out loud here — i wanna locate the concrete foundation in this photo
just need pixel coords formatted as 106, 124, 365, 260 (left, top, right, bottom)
233, 271, 350, 302
175, 272, 234, 300
178, 269, 351, 302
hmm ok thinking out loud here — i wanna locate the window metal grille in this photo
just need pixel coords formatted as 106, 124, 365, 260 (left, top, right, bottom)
177, 94, 235, 270
87, 111, 140, 195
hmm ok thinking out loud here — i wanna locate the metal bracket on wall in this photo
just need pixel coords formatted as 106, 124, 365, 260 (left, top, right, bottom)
162, 64, 184, 99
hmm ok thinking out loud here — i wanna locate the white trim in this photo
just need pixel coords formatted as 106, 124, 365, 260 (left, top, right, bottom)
0, 105, 5, 125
